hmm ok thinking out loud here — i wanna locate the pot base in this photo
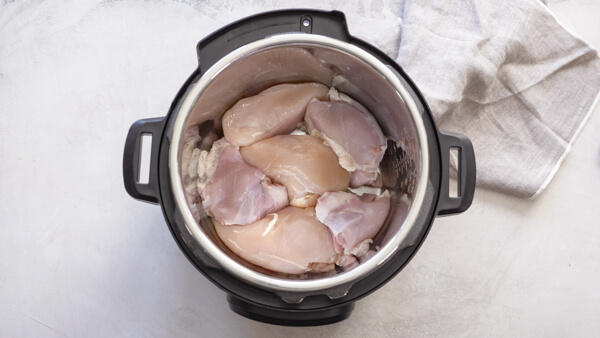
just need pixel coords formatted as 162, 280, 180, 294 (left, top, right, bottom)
227, 295, 355, 326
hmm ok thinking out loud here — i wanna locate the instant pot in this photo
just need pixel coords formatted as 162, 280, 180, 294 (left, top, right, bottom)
123, 9, 476, 326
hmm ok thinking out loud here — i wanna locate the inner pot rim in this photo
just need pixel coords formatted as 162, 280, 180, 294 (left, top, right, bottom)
168, 33, 430, 292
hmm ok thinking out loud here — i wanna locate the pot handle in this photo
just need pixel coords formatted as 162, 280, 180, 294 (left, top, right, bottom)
437, 131, 476, 216
123, 117, 165, 204
196, 9, 351, 71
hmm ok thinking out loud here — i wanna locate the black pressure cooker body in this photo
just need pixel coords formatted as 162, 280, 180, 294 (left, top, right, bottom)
123, 10, 475, 326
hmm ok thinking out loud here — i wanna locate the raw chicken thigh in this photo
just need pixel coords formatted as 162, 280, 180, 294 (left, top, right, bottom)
240, 135, 350, 207
316, 191, 391, 257
222, 83, 329, 146
200, 138, 288, 226
305, 91, 387, 187
214, 206, 339, 274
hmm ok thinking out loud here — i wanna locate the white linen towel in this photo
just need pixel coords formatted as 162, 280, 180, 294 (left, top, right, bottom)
383, 0, 600, 198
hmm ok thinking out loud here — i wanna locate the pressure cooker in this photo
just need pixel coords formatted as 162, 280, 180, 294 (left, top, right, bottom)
123, 9, 476, 326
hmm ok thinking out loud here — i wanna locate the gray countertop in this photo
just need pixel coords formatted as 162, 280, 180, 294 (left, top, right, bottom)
1, 0, 599, 336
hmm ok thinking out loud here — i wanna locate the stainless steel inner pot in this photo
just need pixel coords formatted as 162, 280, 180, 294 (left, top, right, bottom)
168, 33, 430, 293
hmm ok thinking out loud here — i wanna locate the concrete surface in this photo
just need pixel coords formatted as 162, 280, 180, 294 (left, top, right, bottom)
1, 0, 599, 336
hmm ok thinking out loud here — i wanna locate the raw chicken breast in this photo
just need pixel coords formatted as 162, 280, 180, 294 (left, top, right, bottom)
240, 135, 350, 207
222, 83, 329, 146
214, 207, 339, 274
315, 191, 391, 257
187, 47, 334, 128
200, 139, 288, 226
305, 91, 387, 187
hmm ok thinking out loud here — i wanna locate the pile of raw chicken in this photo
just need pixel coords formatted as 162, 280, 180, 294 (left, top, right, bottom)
182, 82, 391, 275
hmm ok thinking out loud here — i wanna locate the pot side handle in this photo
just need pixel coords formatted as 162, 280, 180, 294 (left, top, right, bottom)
196, 9, 351, 72
437, 131, 476, 216
123, 117, 165, 204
